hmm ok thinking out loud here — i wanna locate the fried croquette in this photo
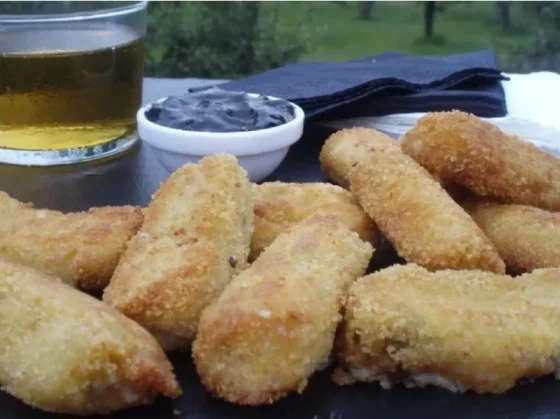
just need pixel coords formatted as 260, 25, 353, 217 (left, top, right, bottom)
319, 127, 399, 188
464, 197, 560, 274
334, 264, 560, 394
0, 258, 180, 415
104, 154, 253, 351
0, 191, 143, 291
349, 150, 505, 272
251, 182, 377, 259
319, 127, 471, 203
193, 215, 373, 406
401, 111, 560, 211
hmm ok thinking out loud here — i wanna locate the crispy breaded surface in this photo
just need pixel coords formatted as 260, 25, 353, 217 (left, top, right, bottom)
0, 192, 142, 291
251, 182, 377, 259
334, 264, 560, 394
319, 127, 470, 203
349, 150, 505, 272
193, 215, 373, 406
0, 258, 180, 415
464, 197, 560, 274
104, 154, 253, 351
140, 155, 253, 265
401, 111, 560, 211
103, 235, 229, 350
319, 127, 399, 188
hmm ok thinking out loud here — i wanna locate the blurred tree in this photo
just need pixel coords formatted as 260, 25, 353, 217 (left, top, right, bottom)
508, 2, 560, 71
0, 1, 27, 12
359, 2, 375, 20
424, 2, 436, 39
521, 1, 548, 16
146, 2, 309, 78
495, 2, 511, 31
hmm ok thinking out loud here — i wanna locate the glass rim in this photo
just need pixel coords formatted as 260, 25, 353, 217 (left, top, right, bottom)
0, 1, 147, 23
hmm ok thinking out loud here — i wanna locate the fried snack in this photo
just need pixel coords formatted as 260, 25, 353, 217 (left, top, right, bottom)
401, 111, 560, 211
319, 127, 399, 188
334, 264, 560, 394
0, 191, 143, 291
104, 154, 253, 351
464, 197, 560, 274
349, 149, 505, 272
193, 215, 373, 405
0, 258, 180, 415
251, 182, 377, 259
319, 127, 470, 203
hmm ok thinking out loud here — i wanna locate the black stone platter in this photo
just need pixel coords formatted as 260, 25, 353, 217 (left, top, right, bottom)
0, 124, 557, 419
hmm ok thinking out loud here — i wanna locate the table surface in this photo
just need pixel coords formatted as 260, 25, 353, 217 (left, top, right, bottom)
1, 78, 559, 419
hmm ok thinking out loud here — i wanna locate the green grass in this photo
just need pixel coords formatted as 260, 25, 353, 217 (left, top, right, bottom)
266, 1, 535, 67
145, 1, 539, 77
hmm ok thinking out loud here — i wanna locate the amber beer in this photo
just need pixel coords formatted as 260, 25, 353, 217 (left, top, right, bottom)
0, 25, 144, 151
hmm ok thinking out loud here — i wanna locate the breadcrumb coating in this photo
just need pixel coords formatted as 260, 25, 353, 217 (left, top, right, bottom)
349, 149, 505, 272
0, 191, 143, 291
0, 258, 180, 415
193, 215, 373, 406
335, 264, 560, 394
465, 197, 560, 274
251, 182, 377, 259
104, 154, 253, 351
319, 127, 399, 188
319, 127, 471, 203
401, 111, 560, 211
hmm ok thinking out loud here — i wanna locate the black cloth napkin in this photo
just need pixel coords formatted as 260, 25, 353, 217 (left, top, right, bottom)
212, 49, 507, 118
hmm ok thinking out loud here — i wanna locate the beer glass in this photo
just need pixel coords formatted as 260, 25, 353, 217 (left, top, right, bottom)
0, 1, 147, 165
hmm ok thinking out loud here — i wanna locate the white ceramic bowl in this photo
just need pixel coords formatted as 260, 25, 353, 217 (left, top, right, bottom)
137, 94, 305, 182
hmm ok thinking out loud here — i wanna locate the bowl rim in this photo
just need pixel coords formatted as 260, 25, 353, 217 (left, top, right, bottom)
137, 92, 305, 156
0, 1, 147, 23
139, 93, 304, 138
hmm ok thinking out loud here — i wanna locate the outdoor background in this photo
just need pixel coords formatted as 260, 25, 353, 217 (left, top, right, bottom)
1, 1, 559, 77
145, 1, 558, 78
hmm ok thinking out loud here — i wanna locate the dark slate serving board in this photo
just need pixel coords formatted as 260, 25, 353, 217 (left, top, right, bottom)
0, 75, 556, 418
0, 123, 559, 419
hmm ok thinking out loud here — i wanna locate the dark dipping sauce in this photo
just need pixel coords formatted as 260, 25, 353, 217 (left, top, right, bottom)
145, 87, 296, 133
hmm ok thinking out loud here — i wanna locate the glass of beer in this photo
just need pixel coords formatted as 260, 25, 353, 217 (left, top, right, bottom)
0, 1, 147, 165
